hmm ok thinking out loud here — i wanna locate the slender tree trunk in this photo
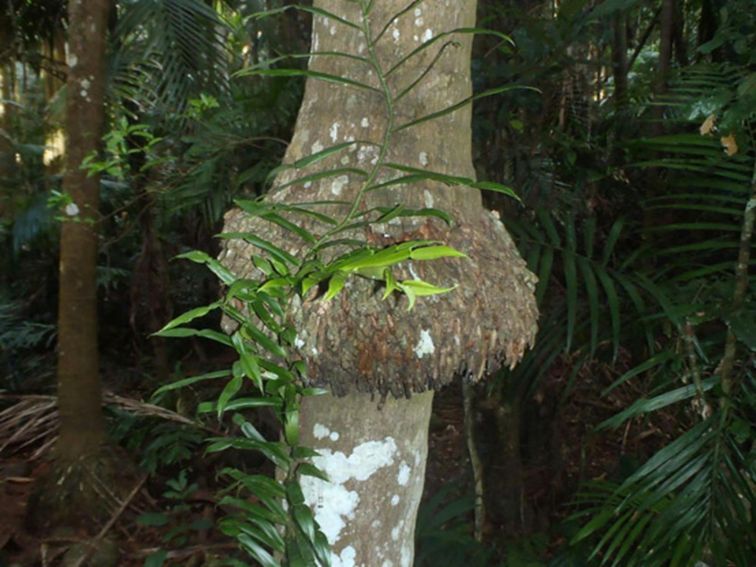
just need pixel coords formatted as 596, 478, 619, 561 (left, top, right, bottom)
611, 12, 628, 113
656, 0, 675, 98
56, 0, 110, 462
671, 0, 688, 66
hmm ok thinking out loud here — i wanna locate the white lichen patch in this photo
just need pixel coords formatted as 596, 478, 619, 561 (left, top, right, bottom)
294, 335, 306, 349
329, 122, 341, 143
301, 438, 398, 545
413, 329, 435, 359
330, 431, 340, 442
392, 28, 400, 41
332, 545, 356, 567
312, 140, 324, 154
391, 494, 400, 506
391, 520, 404, 541
361, 117, 369, 128
313, 423, 330, 440
423, 190, 434, 209
65, 203, 80, 217
419, 151, 429, 166
422, 29, 434, 42
397, 462, 411, 486
357, 145, 379, 165
331, 175, 349, 196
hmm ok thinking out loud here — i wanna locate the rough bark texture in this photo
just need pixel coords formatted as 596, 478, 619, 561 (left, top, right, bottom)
220, 0, 539, 398
298, 391, 433, 566
56, 0, 110, 461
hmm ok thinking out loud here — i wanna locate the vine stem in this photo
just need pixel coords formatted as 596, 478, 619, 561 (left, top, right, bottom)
310, 0, 396, 254
718, 156, 756, 404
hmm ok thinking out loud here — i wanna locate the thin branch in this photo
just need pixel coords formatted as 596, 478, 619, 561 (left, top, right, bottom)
718, 159, 756, 398
463, 380, 485, 542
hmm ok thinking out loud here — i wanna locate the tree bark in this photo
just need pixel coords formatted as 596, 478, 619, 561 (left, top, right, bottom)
298, 391, 433, 566
56, 0, 110, 462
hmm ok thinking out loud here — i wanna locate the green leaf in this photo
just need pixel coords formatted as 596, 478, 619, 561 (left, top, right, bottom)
240, 322, 287, 358
217, 375, 242, 417
269, 141, 363, 177
284, 406, 300, 446
410, 245, 466, 261
176, 251, 236, 285
393, 85, 537, 133
397, 279, 456, 310
598, 378, 718, 430
576, 256, 599, 357
238, 68, 380, 93
379, 164, 520, 200
238, 533, 278, 567
154, 302, 220, 335
374, 205, 454, 225
217, 232, 298, 266
293, 504, 317, 542
324, 271, 348, 301
154, 327, 233, 347
386, 28, 514, 77
298, 462, 329, 482
152, 370, 230, 397
595, 267, 621, 361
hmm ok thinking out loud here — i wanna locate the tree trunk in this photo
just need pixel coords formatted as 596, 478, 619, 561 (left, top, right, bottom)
219, 0, 538, 562
56, 0, 110, 463
298, 391, 433, 566
611, 12, 628, 114
655, 0, 675, 99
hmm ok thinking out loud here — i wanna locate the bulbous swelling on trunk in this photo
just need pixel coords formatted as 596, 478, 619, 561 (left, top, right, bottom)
219, 0, 539, 398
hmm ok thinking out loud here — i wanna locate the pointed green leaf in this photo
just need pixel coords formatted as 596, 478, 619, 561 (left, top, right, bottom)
217, 375, 242, 418
409, 245, 466, 261
154, 302, 220, 334
393, 85, 537, 132
324, 271, 348, 301
239, 68, 380, 93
